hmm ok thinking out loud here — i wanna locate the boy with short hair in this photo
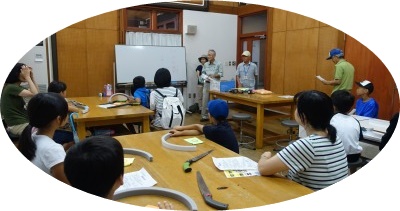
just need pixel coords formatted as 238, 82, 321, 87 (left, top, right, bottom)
169, 99, 239, 153
330, 90, 363, 163
355, 80, 379, 118
64, 136, 173, 209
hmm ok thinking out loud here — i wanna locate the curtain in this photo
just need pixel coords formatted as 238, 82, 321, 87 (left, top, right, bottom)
126, 32, 181, 46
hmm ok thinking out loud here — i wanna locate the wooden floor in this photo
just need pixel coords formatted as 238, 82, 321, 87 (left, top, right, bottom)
183, 104, 294, 162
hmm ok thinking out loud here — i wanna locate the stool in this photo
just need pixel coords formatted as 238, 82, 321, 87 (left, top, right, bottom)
348, 157, 367, 174
232, 113, 255, 150
274, 119, 299, 151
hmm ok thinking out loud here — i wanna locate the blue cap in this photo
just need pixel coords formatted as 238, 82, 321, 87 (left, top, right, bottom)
326, 48, 344, 60
207, 99, 229, 119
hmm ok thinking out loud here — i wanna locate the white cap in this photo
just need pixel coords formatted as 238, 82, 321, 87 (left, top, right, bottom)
242, 51, 251, 57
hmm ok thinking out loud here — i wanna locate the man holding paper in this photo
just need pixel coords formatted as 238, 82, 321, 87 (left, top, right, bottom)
200, 49, 223, 122
318, 48, 354, 93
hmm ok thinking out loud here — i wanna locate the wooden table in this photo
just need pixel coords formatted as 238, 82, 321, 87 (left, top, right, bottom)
209, 91, 295, 149
68, 96, 154, 140
115, 131, 313, 210
352, 115, 389, 145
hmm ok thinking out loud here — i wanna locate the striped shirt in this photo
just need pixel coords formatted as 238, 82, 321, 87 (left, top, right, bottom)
149, 87, 184, 128
277, 134, 348, 190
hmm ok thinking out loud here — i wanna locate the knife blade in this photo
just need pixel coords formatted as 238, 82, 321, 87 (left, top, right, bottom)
196, 171, 229, 210
183, 149, 213, 173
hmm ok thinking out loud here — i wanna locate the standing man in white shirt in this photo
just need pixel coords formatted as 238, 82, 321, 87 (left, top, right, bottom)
200, 49, 223, 122
236, 51, 258, 89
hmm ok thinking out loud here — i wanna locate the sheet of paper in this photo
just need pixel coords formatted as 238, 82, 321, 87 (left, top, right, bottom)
212, 156, 258, 171
115, 168, 157, 193
316, 75, 326, 82
97, 104, 116, 109
279, 95, 294, 99
124, 158, 135, 167
224, 170, 260, 178
184, 137, 203, 145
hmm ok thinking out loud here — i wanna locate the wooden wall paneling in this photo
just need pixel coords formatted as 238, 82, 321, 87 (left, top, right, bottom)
316, 26, 342, 94
68, 19, 86, 29
272, 8, 287, 33
85, 10, 119, 30
270, 32, 286, 93
56, 28, 88, 97
86, 29, 119, 96
369, 52, 397, 119
345, 35, 398, 120
286, 12, 319, 31
284, 28, 319, 95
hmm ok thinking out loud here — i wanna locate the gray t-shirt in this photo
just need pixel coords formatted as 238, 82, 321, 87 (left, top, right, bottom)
236, 62, 258, 89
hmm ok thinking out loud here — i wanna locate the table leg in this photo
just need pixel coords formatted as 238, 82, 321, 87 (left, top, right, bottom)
290, 103, 295, 119
256, 104, 264, 149
209, 92, 215, 100
142, 117, 150, 133
77, 123, 86, 141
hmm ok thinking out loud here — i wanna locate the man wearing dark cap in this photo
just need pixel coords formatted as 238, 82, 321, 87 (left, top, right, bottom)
319, 48, 355, 93
355, 80, 379, 118
169, 99, 239, 153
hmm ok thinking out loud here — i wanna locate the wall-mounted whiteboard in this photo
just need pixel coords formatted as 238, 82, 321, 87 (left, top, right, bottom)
115, 45, 187, 84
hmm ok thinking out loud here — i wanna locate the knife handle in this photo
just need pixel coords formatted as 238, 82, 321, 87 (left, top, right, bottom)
183, 161, 192, 173
204, 197, 229, 210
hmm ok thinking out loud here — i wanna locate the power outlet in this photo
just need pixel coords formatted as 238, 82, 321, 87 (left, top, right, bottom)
232, 61, 236, 66
228, 61, 232, 66
188, 93, 191, 98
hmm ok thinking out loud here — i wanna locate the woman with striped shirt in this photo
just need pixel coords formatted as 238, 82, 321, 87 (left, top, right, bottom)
258, 90, 348, 190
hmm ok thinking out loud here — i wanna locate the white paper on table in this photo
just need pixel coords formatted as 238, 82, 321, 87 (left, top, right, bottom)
115, 168, 157, 192
278, 95, 294, 99
212, 156, 258, 171
316, 75, 326, 82
97, 104, 115, 109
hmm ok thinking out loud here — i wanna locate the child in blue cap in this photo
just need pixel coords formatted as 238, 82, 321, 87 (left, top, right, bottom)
169, 99, 239, 153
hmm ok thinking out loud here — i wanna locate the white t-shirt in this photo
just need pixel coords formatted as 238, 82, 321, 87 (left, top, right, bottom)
330, 113, 363, 155
31, 132, 66, 175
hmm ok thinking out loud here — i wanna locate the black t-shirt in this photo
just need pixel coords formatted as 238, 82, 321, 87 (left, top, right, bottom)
196, 65, 203, 85
203, 121, 239, 153
380, 112, 399, 150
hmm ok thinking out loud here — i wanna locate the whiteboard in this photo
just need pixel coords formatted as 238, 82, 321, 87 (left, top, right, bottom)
115, 45, 187, 84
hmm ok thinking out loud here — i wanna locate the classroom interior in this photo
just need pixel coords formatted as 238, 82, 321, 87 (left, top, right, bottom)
2, 0, 399, 210
14, 1, 398, 157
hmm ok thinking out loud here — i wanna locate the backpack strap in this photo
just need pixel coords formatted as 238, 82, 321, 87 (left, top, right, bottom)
155, 89, 166, 117
155, 89, 166, 98
174, 88, 183, 126
352, 116, 364, 141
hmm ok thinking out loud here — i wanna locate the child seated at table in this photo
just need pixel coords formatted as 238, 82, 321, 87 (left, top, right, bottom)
131, 76, 150, 108
64, 135, 173, 209
169, 99, 239, 153
18, 92, 69, 184
257, 90, 348, 190
355, 80, 379, 118
150, 68, 184, 129
330, 90, 363, 163
47, 80, 77, 149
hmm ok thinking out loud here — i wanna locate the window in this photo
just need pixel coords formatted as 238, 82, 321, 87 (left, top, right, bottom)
125, 7, 182, 34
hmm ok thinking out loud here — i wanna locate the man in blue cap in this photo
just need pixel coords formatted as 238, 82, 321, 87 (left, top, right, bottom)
169, 99, 239, 153
319, 48, 355, 93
